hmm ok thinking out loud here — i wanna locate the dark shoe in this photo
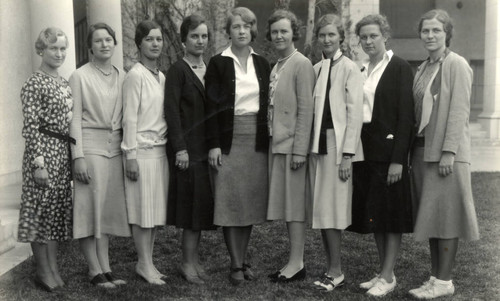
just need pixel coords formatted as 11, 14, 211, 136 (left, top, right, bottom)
104, 272, 127, 285
268, 270, 281, 279
90, 273, 117, 289
34, 277, 57, 292
229, 267, 245, 286
272, 267, 306, 283
242, 263, 255, 281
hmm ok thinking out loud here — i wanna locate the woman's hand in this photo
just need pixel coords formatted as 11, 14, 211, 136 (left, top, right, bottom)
34, 168, 49, 187
208, 148, 222, 169
439, 152, 455, 177
386, 163, 403, 185
126, 159, 140, 181
339, 157, 352, 181
73, 158, 91, 184
290, 154, 306, 170
175, 150, 189, 171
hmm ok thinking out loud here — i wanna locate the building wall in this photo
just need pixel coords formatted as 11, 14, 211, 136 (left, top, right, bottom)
0, 0, 33, 186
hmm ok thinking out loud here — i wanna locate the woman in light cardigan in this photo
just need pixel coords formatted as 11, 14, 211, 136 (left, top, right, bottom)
409, 9, 479, 299
308, 14, 364, 291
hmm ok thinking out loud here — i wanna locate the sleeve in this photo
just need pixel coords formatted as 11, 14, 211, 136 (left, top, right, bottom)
21, 76, 45, 169
164, 65, 187, 153
121, 70, 141, 159
442, 58, 473, 154
391, 60, 415, 164
292, 58, 315, 156
204, 57, 222, 149
69, 71, 84, 159
342, 64, 364, 154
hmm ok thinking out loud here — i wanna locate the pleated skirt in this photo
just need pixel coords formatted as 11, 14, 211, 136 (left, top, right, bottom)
125, 146, 168, 228
308, 129, 352, 229
213, 115, 268, 226
411, 147, 479, 241
73, 154, 131, 239
267, 152, 307, 222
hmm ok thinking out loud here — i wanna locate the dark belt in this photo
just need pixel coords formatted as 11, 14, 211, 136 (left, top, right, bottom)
39, 127, 76, 145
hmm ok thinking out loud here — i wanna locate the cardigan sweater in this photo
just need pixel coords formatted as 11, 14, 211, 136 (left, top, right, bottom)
415, 51, 473, 163
205, 52, 270, 154
360, 55, 415, 165
269, 52, 315, 156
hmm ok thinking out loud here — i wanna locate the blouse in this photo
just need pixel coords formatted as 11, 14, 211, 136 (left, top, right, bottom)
362, 50, 393, 123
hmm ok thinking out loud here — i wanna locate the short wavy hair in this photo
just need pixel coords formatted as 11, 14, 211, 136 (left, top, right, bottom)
418, 9, 453, 47
355, 14, 391, 39
180, 14, 211, 43
135, 20, 161, 48
266, 9, 301, 42
87, 23, 117, 49
314, 14, 345, 44
35, 27, 68, 55
225, 7, 258, 42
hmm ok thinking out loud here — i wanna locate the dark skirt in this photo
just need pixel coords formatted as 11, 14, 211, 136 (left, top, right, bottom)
166, 147, 216, 231
347, 161, 413, 234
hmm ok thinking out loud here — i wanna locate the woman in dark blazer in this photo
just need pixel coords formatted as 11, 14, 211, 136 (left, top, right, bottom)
165, 14, 216, 285
347, 14, 414, 297
205, 7, 270, 285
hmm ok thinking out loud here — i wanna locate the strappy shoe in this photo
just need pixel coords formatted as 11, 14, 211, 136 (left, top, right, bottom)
313, 274, 344, 291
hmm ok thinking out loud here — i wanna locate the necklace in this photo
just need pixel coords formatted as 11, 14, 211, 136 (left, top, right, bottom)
93, 62, 112, 76
39, 67, 58, 78
140, 62, 159, 75
183, 56, 205, 69
277, 49, 298, 63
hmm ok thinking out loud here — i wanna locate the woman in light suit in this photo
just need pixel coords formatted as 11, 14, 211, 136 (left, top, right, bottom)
308, 14, 364, 291
409, 9, 479, 299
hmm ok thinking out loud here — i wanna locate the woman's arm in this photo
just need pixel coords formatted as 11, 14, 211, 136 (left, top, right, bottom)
205, 57, 223, 168
122, 69, 142, 180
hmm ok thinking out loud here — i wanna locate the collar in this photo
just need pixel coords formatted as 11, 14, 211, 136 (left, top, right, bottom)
322, 48, 343, 62
221, 45, 257, 61
362, 49, 394, 71
427, 48, 449, 64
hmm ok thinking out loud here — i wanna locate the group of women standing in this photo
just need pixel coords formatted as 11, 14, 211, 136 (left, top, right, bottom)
18, 6, 478, 299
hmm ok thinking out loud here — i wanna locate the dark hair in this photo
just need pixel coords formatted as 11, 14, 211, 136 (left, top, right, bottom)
314, 14, 345, 44
418, 9, 453, 47
87, 23, 117, 49
265, 9, 301, 42
355, 14, 391, 39
180, 14, 211, 43
135, 20, 161, 48
226, 7, 258, 42
35, 27, 68, 55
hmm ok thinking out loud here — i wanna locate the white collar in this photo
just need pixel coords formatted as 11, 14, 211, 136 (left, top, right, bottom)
221, 45, 257, 61
362, 50, 394, 70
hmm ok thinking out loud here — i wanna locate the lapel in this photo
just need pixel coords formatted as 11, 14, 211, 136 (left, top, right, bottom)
180, 60, 205, 96
372, 58, 395, 116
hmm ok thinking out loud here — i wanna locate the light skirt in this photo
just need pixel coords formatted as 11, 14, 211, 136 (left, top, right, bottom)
267, 152, 307, 222
125, 146, 168, 228
411, 147, 479, 241
308, 129, 352, 229
73, 154, 131, 239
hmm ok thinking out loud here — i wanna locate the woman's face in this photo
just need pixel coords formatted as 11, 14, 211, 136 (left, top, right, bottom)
41, 36, 67, 69
91, 29, 115, 61
420, 18, 447, 54
140, 28, 163, 60
358, 24, 387, 59
185, 24, 208, 58
270, 18, 295, 55
229, 15, 252, 48
317, 24, 341, 57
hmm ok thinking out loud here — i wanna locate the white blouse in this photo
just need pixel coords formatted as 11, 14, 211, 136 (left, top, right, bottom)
221, 46, 260, 115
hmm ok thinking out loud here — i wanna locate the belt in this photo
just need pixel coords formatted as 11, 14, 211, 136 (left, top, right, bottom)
39, 127, 76, 145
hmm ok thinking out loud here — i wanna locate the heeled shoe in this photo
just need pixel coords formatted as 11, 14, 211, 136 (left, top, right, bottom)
268, 270, 281, 279
104, 272, 127, 285
178, 265, 205, 285
135, 267, 165, 285
272, 267, 306, 283
90, 273, 117, 289
242, 263, 255, 281
229, 267, 245, 286
34, 276, 57, 292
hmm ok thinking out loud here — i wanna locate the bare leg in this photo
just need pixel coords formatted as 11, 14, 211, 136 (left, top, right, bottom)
374, 232, 385, 273
96, 235, 111, 273
240, 226, 252, 264
320, 230, 331, 271
182, 229, 201, 275
223, 227, 244, 281
436, 238, 458, 281
31, 242, 58, 288
322, 229, 342, 278
279, 221, 305, 278
429, 238, 439, 277
79, 236, 103, 277
47, 241, 64, 286
379, 233, 401, 282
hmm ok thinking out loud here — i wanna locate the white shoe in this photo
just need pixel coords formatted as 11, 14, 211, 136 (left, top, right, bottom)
412, 280, 454, 299
409, 276, 436, 297
360, 274, 379, 289
366, 277, 397, 297
313, 274, 345, 292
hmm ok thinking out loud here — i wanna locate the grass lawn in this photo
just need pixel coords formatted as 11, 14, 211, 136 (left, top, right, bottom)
0, 172, 498, 300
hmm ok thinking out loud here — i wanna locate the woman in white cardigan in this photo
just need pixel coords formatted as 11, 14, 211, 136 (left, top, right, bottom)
308, 14, 363, 291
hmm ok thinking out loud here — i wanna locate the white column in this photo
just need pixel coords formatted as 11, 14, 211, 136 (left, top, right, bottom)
478, 0, 500, 139
87, 0, 124, 69
29, 0, 76, 80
